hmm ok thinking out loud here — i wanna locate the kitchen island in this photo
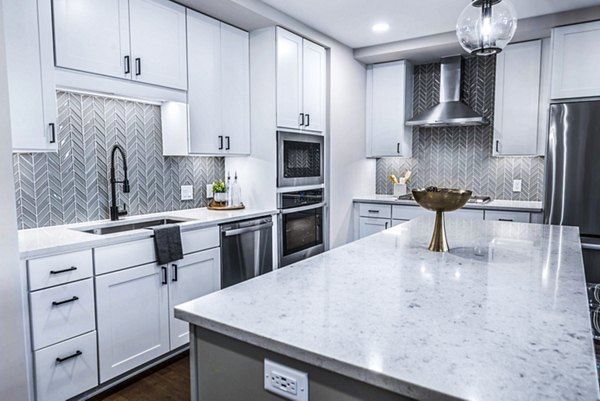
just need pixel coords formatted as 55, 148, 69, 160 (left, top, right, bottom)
175, 216, 599, 401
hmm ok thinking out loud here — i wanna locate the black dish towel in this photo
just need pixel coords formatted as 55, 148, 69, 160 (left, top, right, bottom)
152, 224, 183, 265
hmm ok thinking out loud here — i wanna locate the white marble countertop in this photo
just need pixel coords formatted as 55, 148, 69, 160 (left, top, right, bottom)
354, 194, 544, 212
19, 207, 278, 259
176, 216, 597, 401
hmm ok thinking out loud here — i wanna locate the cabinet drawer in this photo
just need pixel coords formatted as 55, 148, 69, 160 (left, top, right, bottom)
181, 226, 219, 254
95, 238, 156, 275
28, 250, 93, 291
392, 205, 429, 220
484, 210, 530, 223
358, 203, 392, 219
30, 278, 95, 350
358, 217, 391, 239
34, 331, 98, 401
452, 209, 484, 219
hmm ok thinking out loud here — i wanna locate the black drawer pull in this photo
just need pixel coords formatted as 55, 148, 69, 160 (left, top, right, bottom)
299, 113, 305, 126
218, 135, 224, 150
56, 350, 82, 364
124, 55, 130, 74
135, 58, 141, 76
225, 136, 230, 150
49, 266, 77, 275
52, 296, 79, 306
161, 266, 168, 285
368, 210, 380, 213
172, 264, 178, 282
397, 142, 400, 154
305, 114, 310, 127
498, 218, 514, 222
49, 123, 56, 144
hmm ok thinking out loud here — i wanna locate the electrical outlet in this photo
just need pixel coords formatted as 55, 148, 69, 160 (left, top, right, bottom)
181, 185, 193, 201
206, 184, 213, 199
264, 359, 308, 401
513, 179, 522, 193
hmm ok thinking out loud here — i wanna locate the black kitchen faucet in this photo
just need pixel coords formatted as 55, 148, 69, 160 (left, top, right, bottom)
109, 144, 130, 221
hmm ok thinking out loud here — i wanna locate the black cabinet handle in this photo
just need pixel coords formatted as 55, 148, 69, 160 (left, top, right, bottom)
299, 113, 305, 126
368, 210, 380, 213
225, 136, 230, 150
124, 55, 130, 74
306, 114, 310, 127
218, 135, 224, 150
52, 296, 79, 307
49, 123, 56, 144
495, 140, 500, 153
498, 218, 514, 222
385, 222, 389, 229
161, 266, 168, 285
56, 350, 82, 364
172, 264, 178, 282
135, 58, 141, 76
397, 142, 400, 154
50, 266, 77, 275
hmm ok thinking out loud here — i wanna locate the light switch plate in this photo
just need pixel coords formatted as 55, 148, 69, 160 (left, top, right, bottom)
513, 179, 522, 193
181, 185, 193, 201
264, 359, 308, 401
206, 184, 213, 199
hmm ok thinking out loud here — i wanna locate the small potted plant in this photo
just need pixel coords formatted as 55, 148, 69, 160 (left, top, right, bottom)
212, 180, 227, 204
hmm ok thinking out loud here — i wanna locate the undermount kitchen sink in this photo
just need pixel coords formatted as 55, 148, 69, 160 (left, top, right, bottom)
76, 218, 191, 235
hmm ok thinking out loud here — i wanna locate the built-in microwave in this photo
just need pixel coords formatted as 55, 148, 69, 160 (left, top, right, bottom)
277, 131, 324, 188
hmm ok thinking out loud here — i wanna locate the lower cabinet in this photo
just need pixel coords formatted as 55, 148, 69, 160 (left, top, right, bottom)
358, 217, 390, 238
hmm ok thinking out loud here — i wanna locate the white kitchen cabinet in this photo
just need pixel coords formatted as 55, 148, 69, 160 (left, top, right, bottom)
168, 248, 220, 349
551, 21, 600, 99
96, 263, 170, 383
484, 210, 531, 223
358, 203, 392, 219
3, 0, 57, 151
128, 0, 187, 90
185, 10, 250, 155
358, 217, 391, 238
53, 0, 130, 79
493, 40, 545, 156
53, 0, 187, 90
276, 27, 326, 133
366, 60, 414, 158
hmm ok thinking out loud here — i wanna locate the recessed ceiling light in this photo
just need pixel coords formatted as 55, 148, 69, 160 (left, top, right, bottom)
372, 23, 390, 33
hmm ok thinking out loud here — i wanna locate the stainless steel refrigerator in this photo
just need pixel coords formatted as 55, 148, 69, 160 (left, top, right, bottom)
545, 100, 600, 283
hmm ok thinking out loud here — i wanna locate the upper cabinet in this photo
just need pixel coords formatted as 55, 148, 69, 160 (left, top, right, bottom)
366, 60, 414, 158
3, 0, 57, 152
493, 39, 549, 156
550, 21, 600, 99
53, 0, 187, 90
276, 28, 326, 133
162, 10, 250, 156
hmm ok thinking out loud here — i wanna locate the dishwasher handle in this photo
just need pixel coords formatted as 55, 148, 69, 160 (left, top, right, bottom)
223, 222, 273, 237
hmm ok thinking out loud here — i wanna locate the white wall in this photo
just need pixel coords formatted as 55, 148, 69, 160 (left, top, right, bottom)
0, 0, 30, 399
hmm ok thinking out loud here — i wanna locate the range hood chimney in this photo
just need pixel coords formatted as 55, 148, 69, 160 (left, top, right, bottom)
406, 56, 487, 127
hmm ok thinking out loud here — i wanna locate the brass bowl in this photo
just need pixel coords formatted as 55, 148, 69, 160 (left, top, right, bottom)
412, 188, 473, 252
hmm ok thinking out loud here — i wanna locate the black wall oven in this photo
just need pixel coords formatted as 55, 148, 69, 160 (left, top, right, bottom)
278, 189, 325, 266
277, 131, 324, 188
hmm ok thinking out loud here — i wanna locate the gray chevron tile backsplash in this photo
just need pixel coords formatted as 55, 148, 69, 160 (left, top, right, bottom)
13, 91, 225, 230
376, 56, 545, 201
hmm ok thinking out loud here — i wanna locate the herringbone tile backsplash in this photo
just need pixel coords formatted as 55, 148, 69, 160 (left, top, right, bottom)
376, 56, 545, 201
13, 91, 225, 229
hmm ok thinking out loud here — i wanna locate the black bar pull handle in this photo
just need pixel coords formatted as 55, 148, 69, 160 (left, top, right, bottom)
305, 114, 310, 127
385, 221, 389, 229
50, 266, 77, 275
495, 140, 500, 153
218, 135, 224, 150
225, 136, 230, 150
161, 266, 168, 285
368, 209, 380, 213
52, 296, 79, 307
49, 123, 56, 144
299, 113, 305, 126
56, 350, 82, 364
397, 142, 400, 154
124, 55, 130, 74
135, 58, 141, 76
172, 264, 178, 282
498, 218, 514, 222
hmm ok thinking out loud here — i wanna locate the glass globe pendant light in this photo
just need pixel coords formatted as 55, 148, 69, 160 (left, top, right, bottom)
456, 0, 517, 56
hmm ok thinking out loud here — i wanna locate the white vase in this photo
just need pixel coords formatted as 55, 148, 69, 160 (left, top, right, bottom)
214, 192, 227, 203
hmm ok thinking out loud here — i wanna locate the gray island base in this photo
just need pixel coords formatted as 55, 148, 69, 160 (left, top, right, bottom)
176, 216, 599, 401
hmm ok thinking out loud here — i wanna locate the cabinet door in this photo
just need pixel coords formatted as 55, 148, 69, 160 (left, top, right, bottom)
96, 263, 169, 383
551, 21, 600, 99
129, 0, 187, 90
53, 0, 130, 79
3, 0, 57, 151
367, 61, 413, 157
276, 28, 303, 130
494, 40, 542, 156
302, 40, 326, 133
169, 248, 220, 349
187, 10, 222, 154
221, 23, 250, 155
358, 218, 390, 239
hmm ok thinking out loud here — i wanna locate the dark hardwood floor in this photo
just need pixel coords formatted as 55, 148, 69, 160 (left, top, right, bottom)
90, 352, 190, 401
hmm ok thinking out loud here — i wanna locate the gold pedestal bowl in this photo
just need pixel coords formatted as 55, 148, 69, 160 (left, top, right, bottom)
412, 188, 472, 252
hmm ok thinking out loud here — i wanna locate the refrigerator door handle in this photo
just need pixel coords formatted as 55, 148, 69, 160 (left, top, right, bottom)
582, 243, 600, 251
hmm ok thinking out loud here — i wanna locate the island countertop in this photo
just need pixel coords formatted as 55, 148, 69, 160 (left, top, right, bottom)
175, 216, 598, 401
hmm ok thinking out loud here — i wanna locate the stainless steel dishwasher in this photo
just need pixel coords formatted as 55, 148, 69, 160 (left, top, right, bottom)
220, 216, 273, 289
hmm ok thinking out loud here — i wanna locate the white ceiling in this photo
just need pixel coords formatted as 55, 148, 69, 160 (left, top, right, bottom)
258, 0, 600, 48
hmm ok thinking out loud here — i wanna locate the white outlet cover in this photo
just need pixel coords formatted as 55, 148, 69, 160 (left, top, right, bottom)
206, 184, 213, 199
181, 185, 193, 201
513, 179, 522, 193
264, 359, 308, 401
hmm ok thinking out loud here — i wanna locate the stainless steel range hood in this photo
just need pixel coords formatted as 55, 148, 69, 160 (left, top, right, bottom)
406, 56, 487, 127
